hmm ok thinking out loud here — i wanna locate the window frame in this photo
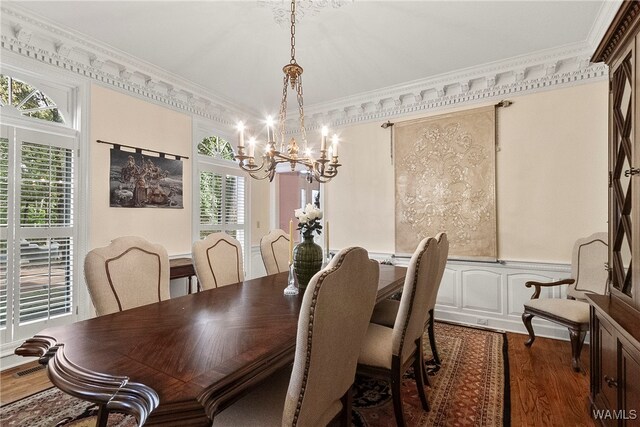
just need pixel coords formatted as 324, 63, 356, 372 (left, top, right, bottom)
192, 123, 251, 278
0, 65, 88, 363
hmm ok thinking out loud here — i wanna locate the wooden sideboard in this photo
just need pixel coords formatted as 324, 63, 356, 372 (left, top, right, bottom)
591, 1, 640, 424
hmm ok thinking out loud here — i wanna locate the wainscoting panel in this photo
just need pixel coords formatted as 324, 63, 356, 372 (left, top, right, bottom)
393, 257, 575, 341
461, 270, 502, 313
437, 268, 458, 307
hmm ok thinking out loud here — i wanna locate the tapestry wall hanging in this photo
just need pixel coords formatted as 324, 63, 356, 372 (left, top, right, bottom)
394, 105, 497, 260
109, 148, 184, 208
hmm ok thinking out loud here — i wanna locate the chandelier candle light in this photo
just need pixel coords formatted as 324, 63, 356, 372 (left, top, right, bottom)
234, 0, 341, 183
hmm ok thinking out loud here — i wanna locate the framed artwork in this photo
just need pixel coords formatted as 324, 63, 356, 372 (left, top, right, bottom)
394, 105, 497, 260
109, 149, 183, 208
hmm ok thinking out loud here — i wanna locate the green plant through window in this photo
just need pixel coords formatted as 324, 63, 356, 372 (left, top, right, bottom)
0, 75, 65, 123
198, 136, 234, 161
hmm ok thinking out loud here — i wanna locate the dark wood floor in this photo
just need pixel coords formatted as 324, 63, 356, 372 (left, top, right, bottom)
1, 331, 595, 425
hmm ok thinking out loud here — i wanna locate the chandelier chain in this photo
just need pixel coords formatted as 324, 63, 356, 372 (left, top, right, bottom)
279, 74, 289, 149
290, 0, 296, 63
296, 76, 307, 146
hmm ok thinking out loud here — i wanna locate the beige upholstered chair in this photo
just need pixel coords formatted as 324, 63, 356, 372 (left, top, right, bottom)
213, 247, 380, 426
522, 232, 608, 371
84, 236, 170, 316
357, 237, 440, 427
260, 229, 291, 275
192, 232, 244, 290
370, 232, 449, 368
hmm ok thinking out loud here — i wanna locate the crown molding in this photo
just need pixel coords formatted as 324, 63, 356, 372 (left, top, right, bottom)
297, 44, 608, 131
0, 4, 255, 126
1, 3, 612, 132
586, 0, 623, 52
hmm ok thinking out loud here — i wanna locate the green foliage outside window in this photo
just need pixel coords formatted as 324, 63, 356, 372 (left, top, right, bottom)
198, 136, 234, 161
0, 75, 64, 123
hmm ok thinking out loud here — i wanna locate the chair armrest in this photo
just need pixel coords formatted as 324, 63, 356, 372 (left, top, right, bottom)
525, 279, 575, 299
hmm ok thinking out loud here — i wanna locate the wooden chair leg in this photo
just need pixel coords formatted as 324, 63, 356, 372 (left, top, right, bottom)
569, 328, 587, 372
522, 312, 536, 346
420, 344, 431, 386
339, 387, 352, 427
413, 340, 430, 412
96, 404, 109, 427
428, 310, 441, 365
390, 369, 406, 427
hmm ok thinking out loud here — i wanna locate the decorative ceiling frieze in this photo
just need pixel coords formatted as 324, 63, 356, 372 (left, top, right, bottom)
1, 3, 611, 132
258, 0, 353, 25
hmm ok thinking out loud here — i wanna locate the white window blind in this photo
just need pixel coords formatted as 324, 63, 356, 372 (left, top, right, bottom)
199, 171, 246, 249
1, 127, 78, 343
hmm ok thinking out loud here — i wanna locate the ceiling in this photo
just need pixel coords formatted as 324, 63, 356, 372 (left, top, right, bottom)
10, 1, 608, 117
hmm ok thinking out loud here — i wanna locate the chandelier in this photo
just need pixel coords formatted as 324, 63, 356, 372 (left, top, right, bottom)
234, 0, 341, 183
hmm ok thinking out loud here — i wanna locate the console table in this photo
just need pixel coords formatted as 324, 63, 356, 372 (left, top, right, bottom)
169, 257, 197, 294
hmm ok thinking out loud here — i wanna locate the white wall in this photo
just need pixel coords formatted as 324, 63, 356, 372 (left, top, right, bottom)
89, 84, 193, 255
327, 81, 609, 264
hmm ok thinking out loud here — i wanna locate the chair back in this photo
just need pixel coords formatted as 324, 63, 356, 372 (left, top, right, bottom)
426, 232, 449, 312
260, 229, 290, 275
567, 232, 609, 300
192, 232, 244, 290
392, 237, 440, 364
282, 247, 379, 427
84, 236, 170, 316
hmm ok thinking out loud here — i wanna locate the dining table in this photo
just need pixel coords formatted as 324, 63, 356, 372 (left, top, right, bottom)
15, 264, 407, 426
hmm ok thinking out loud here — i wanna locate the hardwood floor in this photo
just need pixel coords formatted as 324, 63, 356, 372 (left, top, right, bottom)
1, 332, 595, 426
0, 360, 51, 405
508, 331, 595, 427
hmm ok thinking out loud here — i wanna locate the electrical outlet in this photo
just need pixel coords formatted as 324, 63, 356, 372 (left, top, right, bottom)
257, 221, 260, 229
477, 318, 488, 326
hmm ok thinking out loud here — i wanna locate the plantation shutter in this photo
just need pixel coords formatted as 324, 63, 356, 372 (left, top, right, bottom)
1, 126, 78, 342
19, 140, 74, 323
0, 138, 9, 330
198, 170, 247, 252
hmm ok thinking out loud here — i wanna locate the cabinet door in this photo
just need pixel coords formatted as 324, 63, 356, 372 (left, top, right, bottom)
598, 316, 620, 420
620, 343, 640, 426
609, 44, 635, 303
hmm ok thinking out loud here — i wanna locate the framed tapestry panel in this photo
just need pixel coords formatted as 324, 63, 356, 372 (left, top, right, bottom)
394, 105, 497, 260
109, 149, 184, 208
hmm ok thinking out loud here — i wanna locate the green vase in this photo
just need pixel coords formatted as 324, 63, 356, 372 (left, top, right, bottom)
293, 234, 323, 290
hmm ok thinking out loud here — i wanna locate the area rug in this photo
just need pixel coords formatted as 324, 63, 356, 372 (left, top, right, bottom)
0, 322, 509, 426
352, 321, 510, 427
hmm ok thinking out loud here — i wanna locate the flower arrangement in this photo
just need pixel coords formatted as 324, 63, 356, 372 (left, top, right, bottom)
295, 204, 323, 239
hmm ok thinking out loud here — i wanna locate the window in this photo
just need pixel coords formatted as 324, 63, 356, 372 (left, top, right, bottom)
0, 76, 78, 345
196, 135, 248, 264
0, 75, 65, 124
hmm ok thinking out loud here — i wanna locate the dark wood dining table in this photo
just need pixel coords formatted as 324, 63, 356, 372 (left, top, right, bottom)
16, 264, 407, 426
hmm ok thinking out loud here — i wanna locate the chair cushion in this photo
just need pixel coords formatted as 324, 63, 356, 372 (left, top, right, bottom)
370, 299, 399, 328
358, 323, 394, 370
524, 298, 590, 324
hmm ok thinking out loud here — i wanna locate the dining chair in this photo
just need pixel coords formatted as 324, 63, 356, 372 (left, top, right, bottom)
369, 232, 449, 369
522, 232, 608, 371
260, 229, 291, 275
213, 246, 380, 426
84, 236, 170, 316
192, 232, 244, 290
357, 237, 440, 427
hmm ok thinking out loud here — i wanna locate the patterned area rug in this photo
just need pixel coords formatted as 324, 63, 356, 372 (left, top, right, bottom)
352, 322, 509, 426
0, 322, 509, 426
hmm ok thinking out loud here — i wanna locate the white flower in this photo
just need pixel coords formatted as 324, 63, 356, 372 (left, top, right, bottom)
294, 208, 304, 219
298, 213, 309, 223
